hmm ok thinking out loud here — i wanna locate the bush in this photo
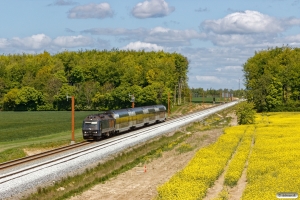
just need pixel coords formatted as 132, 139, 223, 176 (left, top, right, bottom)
235, 102, 256, 125
37, 104, 55, 111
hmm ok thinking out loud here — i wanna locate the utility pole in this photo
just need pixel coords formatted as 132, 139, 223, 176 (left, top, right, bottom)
178, 81, 180, 105
174, 85, 177, 106
67, 94, 75, 144
129, 94, 135, 108
177, 78, 182, 105
239, 78, 240, 99
168, 93, 170, 116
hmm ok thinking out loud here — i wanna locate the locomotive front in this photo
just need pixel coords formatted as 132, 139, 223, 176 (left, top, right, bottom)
82, 113, 115, 140
82, 115, 101, 140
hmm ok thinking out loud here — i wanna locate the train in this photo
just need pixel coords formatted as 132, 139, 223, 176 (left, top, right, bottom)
82, 105, 167, 140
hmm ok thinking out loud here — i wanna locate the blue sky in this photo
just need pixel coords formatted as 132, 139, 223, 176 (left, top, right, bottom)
1, 0, 300, 90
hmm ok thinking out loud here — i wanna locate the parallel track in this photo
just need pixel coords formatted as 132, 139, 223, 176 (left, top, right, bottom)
0, 102, 236, 182
0, 102, 238, 199
0, 141, 90, 171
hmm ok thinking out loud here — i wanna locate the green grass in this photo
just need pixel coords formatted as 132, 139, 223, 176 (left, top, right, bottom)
0, 111, 98, 163
0, 111, 98, 142
176, 142, 194, 154
0, 148, 27, 163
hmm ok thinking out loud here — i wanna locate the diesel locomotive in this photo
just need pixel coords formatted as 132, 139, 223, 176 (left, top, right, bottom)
82, 105, 167, 140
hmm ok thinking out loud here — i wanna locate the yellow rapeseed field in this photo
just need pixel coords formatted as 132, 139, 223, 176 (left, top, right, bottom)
157, 112, 300, 200
156, 126, 246, 199
224, 126, 254, 187
242, 112, 300, 199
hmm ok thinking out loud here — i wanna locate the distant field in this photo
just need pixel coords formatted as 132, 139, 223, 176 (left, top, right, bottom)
0, 111, 99, 142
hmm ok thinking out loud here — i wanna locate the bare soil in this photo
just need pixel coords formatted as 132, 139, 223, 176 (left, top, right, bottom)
23, 148, 52, 156
68, 113, 238, 200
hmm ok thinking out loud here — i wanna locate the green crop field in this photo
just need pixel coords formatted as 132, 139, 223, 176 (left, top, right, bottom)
0, 111, 99, 152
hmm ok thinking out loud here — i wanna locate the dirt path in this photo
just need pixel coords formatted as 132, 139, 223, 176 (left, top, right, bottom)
205, 122, 255, 200
227, 136, 255, 200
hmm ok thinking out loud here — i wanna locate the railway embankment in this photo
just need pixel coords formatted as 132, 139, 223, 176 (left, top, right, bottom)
17, 105, 236, 200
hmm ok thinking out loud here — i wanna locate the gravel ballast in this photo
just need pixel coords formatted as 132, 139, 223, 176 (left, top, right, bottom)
0, 102, 237, 199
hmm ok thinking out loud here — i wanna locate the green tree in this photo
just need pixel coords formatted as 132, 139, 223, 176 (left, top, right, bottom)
53, 84, 75, 111
235, 102, 256, 125
15, 87, 44, 111
3, 88, 19, 110
0, 49, 190, 111
3, 87, 44, 111
243, 46, 300, 112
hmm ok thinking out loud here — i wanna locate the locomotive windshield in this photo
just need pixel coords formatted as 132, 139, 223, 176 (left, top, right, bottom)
82, 121, 98, 130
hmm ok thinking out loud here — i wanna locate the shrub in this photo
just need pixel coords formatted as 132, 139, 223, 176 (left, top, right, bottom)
235, 102, 256, 125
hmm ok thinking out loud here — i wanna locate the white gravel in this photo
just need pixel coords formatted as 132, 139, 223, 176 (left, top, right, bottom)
0, 102, 237, 199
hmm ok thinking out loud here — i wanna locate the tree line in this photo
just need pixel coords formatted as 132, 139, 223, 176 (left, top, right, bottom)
243, 46, 300, 112
190, 88, 245, 99
0, 49, 189, 111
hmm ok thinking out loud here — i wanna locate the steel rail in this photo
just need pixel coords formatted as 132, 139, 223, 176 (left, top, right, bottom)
0, 141, 90, 170
0, 101, 238, 184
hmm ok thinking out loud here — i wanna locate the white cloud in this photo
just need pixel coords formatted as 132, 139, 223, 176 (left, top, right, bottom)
285, 34, 300, 42
146, 27, 205, 45
196, 76, 222, 83
11, 34, 52, 49
131, 0, 175, 19
201, 10, 283, 34
216, 66, 242, 72
68, 3, 113, 19
198, 10, 300, 47
208, 34, 257, 46
0, 34, 95, 53
285, 18, 300, 26
53, 35, 93, 47
82, 28, 147, 36
82, 26, 204, 46
121, 41, 163, 51
0, 38, 9, 48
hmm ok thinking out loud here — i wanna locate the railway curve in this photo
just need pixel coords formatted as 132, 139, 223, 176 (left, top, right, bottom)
0, 101, 238, 199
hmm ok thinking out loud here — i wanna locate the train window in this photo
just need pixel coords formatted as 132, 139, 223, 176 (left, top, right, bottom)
83, 121, 98, 129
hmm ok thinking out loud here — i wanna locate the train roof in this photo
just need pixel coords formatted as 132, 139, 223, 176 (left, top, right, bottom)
84, 113, 114, 121
108, 105, 166, 116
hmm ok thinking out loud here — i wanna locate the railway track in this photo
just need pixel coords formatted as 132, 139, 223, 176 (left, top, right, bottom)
0, 141, 91, 171
0, 120, 182, 183
0, 101, 238, 199
0, 104, 219, 170
0, 103, 231, 174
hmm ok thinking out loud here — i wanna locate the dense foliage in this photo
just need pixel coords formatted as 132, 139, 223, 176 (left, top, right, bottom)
0, 50, 189, 111
235, 102, 256, 125
243, 46, 300, 112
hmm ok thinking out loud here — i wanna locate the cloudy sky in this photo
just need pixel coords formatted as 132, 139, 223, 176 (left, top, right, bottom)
1, 0, 300, 90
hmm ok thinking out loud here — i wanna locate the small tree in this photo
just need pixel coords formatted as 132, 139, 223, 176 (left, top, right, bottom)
235, 101, 256, 125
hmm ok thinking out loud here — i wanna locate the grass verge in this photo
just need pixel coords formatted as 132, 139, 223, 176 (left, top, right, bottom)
22, 131, 189, 200
0, 129, 85, 163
